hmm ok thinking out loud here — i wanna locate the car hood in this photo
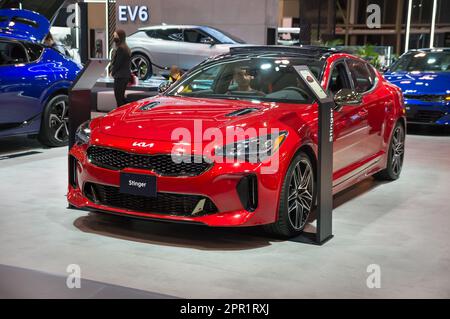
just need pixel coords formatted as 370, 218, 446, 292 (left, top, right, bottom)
0, 0, 66, 22
0, 9, 50, 42
96, 96, 279, 142
216, 43, 251, 48
384, 71, 450, 95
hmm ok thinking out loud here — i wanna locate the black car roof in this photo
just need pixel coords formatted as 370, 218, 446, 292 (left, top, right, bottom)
194, 45, 341, 72
229, 45, 339, 59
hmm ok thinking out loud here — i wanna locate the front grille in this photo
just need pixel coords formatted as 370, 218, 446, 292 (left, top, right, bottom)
84, 183, 218, 216
87, 146, 211, 176
404, 94, 444, 102
407, 110, 445, 123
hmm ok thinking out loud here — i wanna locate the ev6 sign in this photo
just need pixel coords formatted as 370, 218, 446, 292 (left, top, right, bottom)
118, 5, 149, 23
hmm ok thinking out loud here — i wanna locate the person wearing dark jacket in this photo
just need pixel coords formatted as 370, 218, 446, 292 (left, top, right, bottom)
110, 29, 132, 107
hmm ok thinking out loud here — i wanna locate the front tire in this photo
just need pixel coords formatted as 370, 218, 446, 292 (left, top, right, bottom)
131, 54, 152, 80
374, 122, 405, 181
38, 94, 69, 147
264, 152, 316, 238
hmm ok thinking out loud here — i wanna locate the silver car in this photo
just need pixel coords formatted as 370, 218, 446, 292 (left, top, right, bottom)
127, 25, 246, 80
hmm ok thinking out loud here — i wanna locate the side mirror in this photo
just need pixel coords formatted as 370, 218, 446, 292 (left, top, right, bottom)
333, 89, 362, 110
158, 81, 172, 94
200, 37, 215, 46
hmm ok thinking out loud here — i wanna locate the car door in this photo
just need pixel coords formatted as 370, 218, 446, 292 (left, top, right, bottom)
346, 58, 385, 161
142, 28, 182, 69
327, 59, 370, 179
0, 40, 52, 129
179, 28, 217, 70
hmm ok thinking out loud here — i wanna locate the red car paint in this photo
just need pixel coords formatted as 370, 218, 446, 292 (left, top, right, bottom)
68, 51, 405, 227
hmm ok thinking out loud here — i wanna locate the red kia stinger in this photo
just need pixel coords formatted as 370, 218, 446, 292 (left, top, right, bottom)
68, 46, 406, 237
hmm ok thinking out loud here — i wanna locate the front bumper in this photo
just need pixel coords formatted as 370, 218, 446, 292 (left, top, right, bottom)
67, 140, 287, 227
404, 99, 450, 125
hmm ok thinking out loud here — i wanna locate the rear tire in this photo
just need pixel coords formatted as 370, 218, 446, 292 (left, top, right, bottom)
374, 122, 405, 181
131, 53, 152, 80
264, 152, 316, 238
38, 94, 69, 147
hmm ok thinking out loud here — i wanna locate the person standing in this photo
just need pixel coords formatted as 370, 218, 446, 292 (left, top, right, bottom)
43, 33, 68, 56
110, 30, 131, 107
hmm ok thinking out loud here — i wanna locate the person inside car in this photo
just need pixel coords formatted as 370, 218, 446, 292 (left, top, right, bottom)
227, 67, 265, 96
233, 68, 254, 91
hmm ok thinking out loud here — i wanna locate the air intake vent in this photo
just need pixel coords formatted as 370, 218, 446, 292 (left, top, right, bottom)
237, 174, 258, 212
69, 156, 78, 188
84, 183, 218, 216
225, 108, 259, 117
140, 101, 160, 111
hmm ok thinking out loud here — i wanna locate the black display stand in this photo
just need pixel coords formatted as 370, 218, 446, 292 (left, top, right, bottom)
291, 66, 334, 245
68, 59, 109, 148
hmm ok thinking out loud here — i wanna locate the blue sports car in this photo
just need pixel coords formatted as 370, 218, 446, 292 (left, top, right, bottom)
384, 48, 450, 126
0, 8, 81, 146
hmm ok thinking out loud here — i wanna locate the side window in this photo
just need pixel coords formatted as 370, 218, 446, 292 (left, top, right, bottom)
347, 59, 373, 93
146, 28, 183, 41
0, 41, 28, 66
24, 43, 43, 62
182, 64, 222, 93
366, 64, 378, 85
328, 62, 352, 94
183, 29, 211, 44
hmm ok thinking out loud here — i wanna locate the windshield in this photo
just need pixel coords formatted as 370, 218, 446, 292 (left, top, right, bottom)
201, 26, 246, 44
390, 51, 450, 73
166, 56, 325, 104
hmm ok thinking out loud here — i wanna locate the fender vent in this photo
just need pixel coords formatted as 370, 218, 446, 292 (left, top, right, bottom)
225, 108, 259, 117
140, 101, 160, 111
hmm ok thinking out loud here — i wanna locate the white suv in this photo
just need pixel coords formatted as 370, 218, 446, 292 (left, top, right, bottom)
127, 25, 246, 80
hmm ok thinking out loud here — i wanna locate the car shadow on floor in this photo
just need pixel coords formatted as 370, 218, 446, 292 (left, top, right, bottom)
73, 212, 278, 251
0, 136, 47, 156
306, 177, 387, 226
73, 177, 388, 250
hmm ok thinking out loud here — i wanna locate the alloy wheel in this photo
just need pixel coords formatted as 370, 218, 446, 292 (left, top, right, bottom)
131, 56, 149, 80
391, 126, 405, 176
48, 99, 69, 143
287, 159, 314, 230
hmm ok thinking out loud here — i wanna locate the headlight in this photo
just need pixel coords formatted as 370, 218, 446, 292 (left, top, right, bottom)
75, 120, 91, 145
215, 131, 287, 163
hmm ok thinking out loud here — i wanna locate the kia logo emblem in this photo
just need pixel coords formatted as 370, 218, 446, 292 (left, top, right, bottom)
132, 142, 154, 148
